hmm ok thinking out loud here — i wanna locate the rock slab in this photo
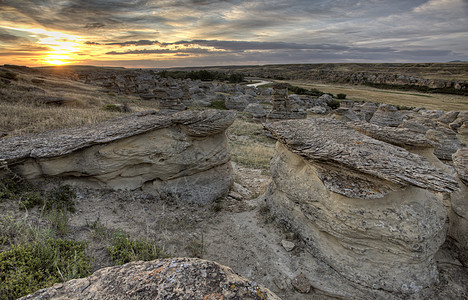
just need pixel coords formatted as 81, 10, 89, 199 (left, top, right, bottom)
0, 110, 236, 204
21, 258, 281, 300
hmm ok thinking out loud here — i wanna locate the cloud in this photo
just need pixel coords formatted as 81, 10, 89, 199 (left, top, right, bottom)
0, 0, 467, 66
106, 40, 160, 46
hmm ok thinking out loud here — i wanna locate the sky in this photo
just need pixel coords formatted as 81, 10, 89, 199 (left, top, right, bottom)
0, 0, 467, 68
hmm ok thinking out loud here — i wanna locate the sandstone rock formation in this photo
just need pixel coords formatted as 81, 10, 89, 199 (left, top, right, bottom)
0, 110, 236, 204
449, 148, 468, 267
349, 121, 435, 150
267, 83, 306, 120
369, 103, 403, 127
263, 118, 458, 294
22, 258, 281, 300
225, 95, 249, 111
426, 127, 463, 160
243, 103, 267, 119
353, 101, 378, 122
332, 107, 359, 122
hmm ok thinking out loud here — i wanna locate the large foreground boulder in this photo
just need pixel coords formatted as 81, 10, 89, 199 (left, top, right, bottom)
22, 258, 280, 300
0, 110, 236, 204
264, 118, 458, 294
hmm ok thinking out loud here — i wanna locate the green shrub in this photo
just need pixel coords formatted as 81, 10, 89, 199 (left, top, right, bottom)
0, 239, 91, 299
102, 104, 122, 112
44, 185, 76, 213
18, 191, 43, 209
327, 99, 341, 109
0, 177, 20, 201
228, 73, 244, 83
207, 100, 227, 110
107, 231, 167, 265
336, 93, 347, 99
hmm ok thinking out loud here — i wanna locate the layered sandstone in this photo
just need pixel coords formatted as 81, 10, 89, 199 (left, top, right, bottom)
0, 110, 236, 204
264, 118, 458, 294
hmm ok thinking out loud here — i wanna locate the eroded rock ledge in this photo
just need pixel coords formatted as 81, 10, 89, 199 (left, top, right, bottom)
0, 110, 236, 204
265, 118, 458, 199
263, 118, 458, 294
21, 258, 281, 300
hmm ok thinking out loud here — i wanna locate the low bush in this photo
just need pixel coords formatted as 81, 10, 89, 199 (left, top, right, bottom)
207, 100, 227, 110
0, 239, 91, 299
336, 93, 347, 99
327, 99, 341, 109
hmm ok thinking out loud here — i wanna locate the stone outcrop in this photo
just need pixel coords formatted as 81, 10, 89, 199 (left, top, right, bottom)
225, 95, 249, 111
0, 110, 236, 204
448, 148, 468, 267
22, 258, 280, 300
426, 127, 463, 161
349, 121, 435, 150
263, 118, 458, 294
353, 101, 378, 122
243, 103, 267, 119
267, 83, 306, 120
332, 107, 359, 122
369, 103, 403, 127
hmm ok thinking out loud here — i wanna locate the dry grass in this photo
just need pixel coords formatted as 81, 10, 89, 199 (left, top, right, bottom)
0, 68, 158, 137
0, 103, 121, 136
283, 80, 468, 111
227, 118, 275, 172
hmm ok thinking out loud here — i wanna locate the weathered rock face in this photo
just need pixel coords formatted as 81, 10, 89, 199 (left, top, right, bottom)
369, 103, 403, 127
225, 95, 249, 111
263, 118, 458, 294
0, 110, 236, 204
449, 148, 468, 267
353, 101, 378, 122
22, 258, 281, 300
243, 103, 267, 119
349, 121, 435, 150
332, 107, 360, 122
267, 83, 306, 120
426, 127, 463, 161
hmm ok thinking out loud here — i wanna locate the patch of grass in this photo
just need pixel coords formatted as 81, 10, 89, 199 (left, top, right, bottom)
47, 209, 70, 236
229, 141, 274, 171
0, 71, 18, 81
107, 231, 167, 265
0, 177, 21, 201
0, 238, 91, 300
44, 185, 76, 213
207, 100, 227, 110
187, 233, 204, 258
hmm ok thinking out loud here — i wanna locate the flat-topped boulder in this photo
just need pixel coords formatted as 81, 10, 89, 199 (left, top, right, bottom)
265, 118, 457, 199
22, 258, 280, 300
263, 118, 458, 294
0, 110, 236, 204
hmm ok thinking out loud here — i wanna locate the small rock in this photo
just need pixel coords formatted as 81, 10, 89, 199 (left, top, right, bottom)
292, 273, 311, 294
232, 182, 252, 198
228, 190, 243, 200
281, 240, 295, 252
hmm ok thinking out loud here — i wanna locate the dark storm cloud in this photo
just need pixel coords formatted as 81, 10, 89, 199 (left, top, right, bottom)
106, 40, 159, 46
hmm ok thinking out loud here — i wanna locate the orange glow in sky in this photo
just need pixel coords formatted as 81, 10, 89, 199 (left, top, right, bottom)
2, 26, 84, 65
